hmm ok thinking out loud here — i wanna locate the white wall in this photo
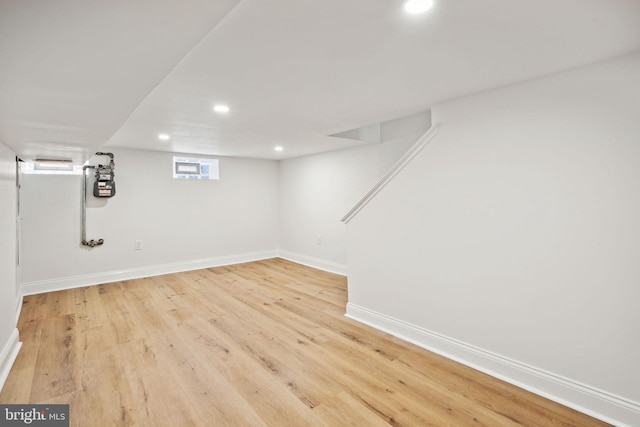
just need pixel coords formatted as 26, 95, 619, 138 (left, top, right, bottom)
0, 141, 20, 391
279, 125, 428, 274
345, 52, 640, 426
20, 148, 279, 293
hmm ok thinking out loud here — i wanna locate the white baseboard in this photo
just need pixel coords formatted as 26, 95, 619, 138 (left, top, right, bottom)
20, 250, 279, 296
0, 328, 22, 393
278, 250, 347, 276
346, 302, 640, 427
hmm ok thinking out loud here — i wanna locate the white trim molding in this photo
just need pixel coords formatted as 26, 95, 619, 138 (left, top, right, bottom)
19, 249, 347, 297
0, 328, 22, 393
341, 125, 439, 224
278, 250, 347, 276
21, 250, 279, 296
346, 303, 640, 427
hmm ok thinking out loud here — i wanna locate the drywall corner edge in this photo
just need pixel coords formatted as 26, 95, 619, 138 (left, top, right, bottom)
15, 290, 23, 325
346, 303, 640, 427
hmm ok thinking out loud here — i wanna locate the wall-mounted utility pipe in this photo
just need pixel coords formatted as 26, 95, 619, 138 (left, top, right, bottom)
81, 165, 103, 247
81, 152, 115, 247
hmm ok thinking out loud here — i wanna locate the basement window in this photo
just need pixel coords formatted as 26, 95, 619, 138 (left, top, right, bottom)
173, 156, 219, 180
21, 161, 83, 175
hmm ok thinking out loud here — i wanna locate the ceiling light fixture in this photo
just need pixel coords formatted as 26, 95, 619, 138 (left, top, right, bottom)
213, 104, 230, 114
158, 133, 170, 141
274, 146, 284, 152
404, 0, 434, 14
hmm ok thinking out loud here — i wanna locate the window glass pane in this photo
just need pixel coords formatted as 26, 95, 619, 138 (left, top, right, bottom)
173, 157, 219, 180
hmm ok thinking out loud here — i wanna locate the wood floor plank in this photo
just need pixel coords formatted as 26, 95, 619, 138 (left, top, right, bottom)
0, 258, 611, 426
29, 314, 76, 402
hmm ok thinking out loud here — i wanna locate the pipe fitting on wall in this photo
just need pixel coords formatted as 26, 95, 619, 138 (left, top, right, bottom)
81, 238, 104, 247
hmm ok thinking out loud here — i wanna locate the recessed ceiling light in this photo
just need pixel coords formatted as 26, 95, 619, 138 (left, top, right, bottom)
274, 146, 284, 152
213, 104, 230, 114
404, 0, 434, 14
158, 133, 170, 141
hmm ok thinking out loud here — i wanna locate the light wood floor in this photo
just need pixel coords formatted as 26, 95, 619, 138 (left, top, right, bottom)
1, 258, 609, 426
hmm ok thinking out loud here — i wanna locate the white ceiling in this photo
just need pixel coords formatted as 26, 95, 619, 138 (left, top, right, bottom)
2, 0, 640, 162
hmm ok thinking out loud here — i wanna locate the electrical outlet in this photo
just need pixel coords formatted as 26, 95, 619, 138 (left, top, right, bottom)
134, 240, 143, 250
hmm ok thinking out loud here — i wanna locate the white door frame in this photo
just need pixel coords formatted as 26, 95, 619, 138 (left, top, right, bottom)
15, 157, 22, 319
